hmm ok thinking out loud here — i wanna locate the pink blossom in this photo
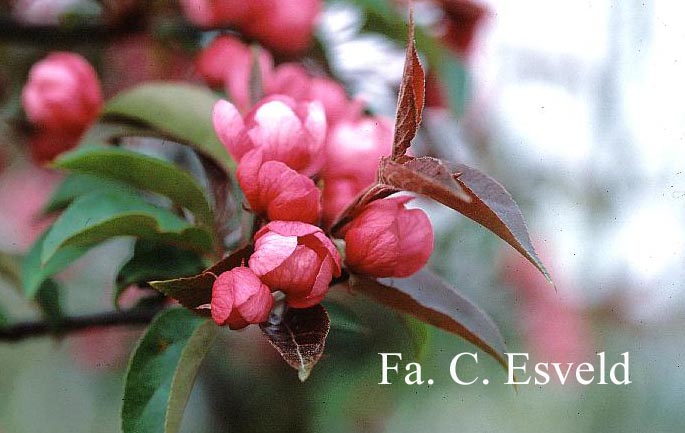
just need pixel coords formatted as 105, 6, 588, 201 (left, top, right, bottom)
0, 165, 59, 253
22, 52, 102, 133
196, 35, 273, 112
211, 267, 274, 329
249, 221, 341, 308
243, 0, 321, 53
341, 196, 433, 278
237, 149, 321, 224
180, 0, 320, 54
213, 96, 326, 176
265, 63, 363, 125
321, 116, 394, 225
501, 246, 591, 373
321, 178, 360, 228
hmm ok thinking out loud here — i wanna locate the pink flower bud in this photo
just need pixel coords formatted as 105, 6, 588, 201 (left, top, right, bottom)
213, 96, 326, 176
196, 35, 273, 112
321, 116, 394, 226
342, 196, 433, 278
238, 149, 321, 224
22, 52, 102, 133
249, 221, 341, 308
242, 0, 321, 53
211, 267, 274, 329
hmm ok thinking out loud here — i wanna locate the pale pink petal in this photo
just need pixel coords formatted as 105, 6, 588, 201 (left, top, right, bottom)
394, 207, 433, 277
311, 232, 341, 275
262, 245, 319, 295
236, 148, 264, 212
247, 99, 307, 169
260, 161, 321, 223
236, 285, 274, 323
266, 220, 321, 237
302, 100, 327, 149
249, 230, 298, 276
211, 271, 235, 325
212, 99, 249, 160
286, 256, 333, 308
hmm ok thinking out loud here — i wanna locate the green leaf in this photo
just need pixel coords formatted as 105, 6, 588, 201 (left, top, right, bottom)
115, 240, 205, 308
22, 231, 90, 299
102, 82, 234, 173
0, 252, 22, 289
34, 279, 64, 329
149, 245, 252, 316
122, 308, 217, 433
260, 305, 331, 382
40, 191, 213, 266
0, 304, 8, 329
350, 270, 509, 370
53, 146, 214, 227
79, 121, 160, 146
43, 173, 132, 214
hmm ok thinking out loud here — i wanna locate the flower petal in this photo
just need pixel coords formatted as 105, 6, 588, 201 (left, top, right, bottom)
249, 230, 298, 276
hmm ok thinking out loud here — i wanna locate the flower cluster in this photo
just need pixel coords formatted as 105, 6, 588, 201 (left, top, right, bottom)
209, 90, 434, 328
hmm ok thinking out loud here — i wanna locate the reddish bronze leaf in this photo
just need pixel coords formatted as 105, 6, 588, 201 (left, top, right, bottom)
260, 304, 330, 381
392, 7, 426, 160
329, 183, 397, 235
350, 270, 508, 369
379, 156, 470, 203
149, 245, 253, 316
446, 162, 552, 284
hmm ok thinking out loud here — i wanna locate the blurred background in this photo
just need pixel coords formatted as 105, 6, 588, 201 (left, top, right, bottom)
1, 0, 684, 432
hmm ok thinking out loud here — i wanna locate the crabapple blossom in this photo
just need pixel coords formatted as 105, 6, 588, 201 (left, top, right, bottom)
249, 221, 341, 308
237, 149, 321, 224
265, 63, 363, 125
341, 196, 433, 278
211, 267, 274, 329
22, 52, 102, 133
321, 116, 394, 225
213, 96, 326, 176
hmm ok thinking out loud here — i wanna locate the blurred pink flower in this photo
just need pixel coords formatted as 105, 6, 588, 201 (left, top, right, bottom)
211, 267, 274, 329
501, 245, 591, 375
0, 165, 59, 253
213, 96, 326, 176
249, 221, 341, 308
321, 116, 394, 226
196, 35, 273, 112
265, 63, 363, 125
22, 52, 102, 133
237, 149, 321, 224
180, 0, 321, 54
68, 327, 141, 371
341, 196, 433, 278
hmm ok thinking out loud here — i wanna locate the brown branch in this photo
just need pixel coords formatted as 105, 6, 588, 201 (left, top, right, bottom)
0, 304, 164, 343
